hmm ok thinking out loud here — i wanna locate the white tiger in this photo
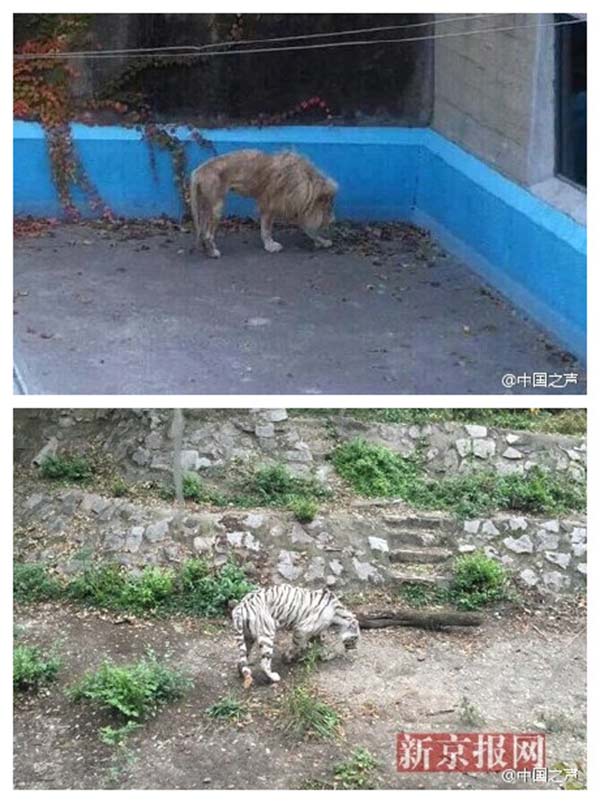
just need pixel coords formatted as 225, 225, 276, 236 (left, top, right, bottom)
231, 584, 360, 687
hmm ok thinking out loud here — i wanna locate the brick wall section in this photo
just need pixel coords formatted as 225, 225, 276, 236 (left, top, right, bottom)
433, 13, 555, 185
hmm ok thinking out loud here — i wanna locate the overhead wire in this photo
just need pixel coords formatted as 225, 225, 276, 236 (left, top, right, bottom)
14, 16, 585, 61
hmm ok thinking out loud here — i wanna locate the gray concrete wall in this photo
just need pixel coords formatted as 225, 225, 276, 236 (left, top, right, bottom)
433, 13, 555, 186
70, 13, 434, 126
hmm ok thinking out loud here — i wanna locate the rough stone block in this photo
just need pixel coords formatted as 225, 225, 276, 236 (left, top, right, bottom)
368, 536, 389, 553
145, 519, 170, 542
503, 534, 534, 554
465, 425, 487, 438
544, 551, 571, 570
255, 423, 275, 438
473, 438, 496, 459
455, 438, 471, 457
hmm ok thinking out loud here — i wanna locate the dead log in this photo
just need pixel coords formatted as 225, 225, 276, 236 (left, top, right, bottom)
357, 609, 483, 630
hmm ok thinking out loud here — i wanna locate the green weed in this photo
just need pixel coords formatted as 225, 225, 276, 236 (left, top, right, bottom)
206, 695, 248, 722
39, 454, 93, 483
448, 552, 508, 610
332, 438, 423, 498
111, 477, 129, 497
14, 563, 62, 603
332, 439, 585, 517
290, 408, 586, 435
290, 497, 319, 523
283, 684, 341, 740
69, 651, 191, 721
14, 643, 61, 690
182, 472, 204, 502
14, 558, 255, 619
458, 695, 486, 727
333, 748, 379, 789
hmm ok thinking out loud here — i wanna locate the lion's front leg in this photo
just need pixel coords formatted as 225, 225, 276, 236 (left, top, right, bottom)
260, 212, 283, 253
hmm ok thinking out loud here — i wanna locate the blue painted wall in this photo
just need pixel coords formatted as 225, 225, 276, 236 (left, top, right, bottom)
13, 121, 586, 358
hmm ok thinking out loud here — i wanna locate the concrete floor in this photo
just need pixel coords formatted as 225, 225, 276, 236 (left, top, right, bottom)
13, 220, 585, 395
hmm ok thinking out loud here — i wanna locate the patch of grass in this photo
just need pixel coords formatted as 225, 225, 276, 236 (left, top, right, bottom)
99, 721, 140, 747
448, 552, 508, 611
434, 467, 586, 519
65, 560, 247, 617
13, 562, 62, 603
333, 748, 379, 789
290, 496, 319, 523
493, 467, 586, 516
136, 465, 327, 515
398, 583, 449, 608
332, 439, 423, 498
458, 695, 486, 727
69, 651, 191, 721
119, 567, 175, 611
206, 695, 248, 722
302, 747, 379, 790
332, 439, 585, 517
66, 564, 129, 608
14, 559, 255, 619
168, 560, 255, 617
400, 554, 511, 612
39, 454, 93, 483
224, 464, 330, 518
290, 408, 586, 435
14, 643, 61, 691
283, 684, 342, 740
298, 640, 327, 673
182, 472, 204, 502
111, 477, 129, 497
240, 464, 329, 506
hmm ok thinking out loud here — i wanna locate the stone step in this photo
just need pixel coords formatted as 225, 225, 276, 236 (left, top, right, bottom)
389, 547, 453, 564
385, 530, 448, 548
382, 514, 452, 531
388, 567, 451, 587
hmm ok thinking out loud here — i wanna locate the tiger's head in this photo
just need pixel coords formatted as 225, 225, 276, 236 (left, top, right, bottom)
333, 606, 360, 650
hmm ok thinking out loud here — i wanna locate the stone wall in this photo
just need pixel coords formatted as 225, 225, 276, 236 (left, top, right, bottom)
14, 408, 587, 597
14, 409, 587, 490
15, 487, 586, 596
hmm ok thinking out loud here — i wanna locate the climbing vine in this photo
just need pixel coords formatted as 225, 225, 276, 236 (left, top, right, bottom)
14, 14, 334, 222
14, 19, 115, 221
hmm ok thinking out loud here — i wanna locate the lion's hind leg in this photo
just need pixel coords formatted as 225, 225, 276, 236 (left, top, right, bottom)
192, 169, 224, 259
203, 199, 223, 259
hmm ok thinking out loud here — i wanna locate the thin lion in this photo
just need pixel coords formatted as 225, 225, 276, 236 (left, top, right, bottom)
189, 149, 338, 258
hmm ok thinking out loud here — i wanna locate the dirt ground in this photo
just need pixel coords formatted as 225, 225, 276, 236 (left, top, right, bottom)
14, 219, 584, 395
14, 600, 586, 790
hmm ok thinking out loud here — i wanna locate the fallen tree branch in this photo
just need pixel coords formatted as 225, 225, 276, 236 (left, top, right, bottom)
357, 609, 483, 630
